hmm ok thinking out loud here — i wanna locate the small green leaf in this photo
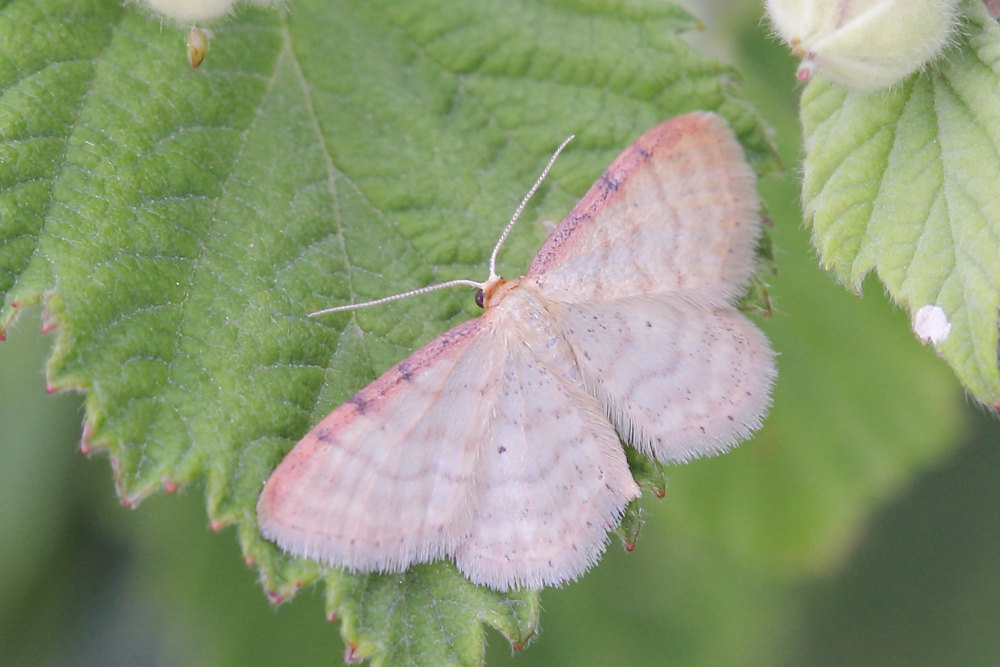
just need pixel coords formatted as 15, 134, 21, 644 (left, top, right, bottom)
801, 0, 1000, 406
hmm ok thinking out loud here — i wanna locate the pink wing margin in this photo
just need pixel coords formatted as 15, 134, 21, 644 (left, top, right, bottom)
527, 112, 760, 304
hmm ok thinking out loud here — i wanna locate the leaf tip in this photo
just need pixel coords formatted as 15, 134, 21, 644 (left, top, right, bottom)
512, 630, 536, 653
79, 423, 98, 454
344, 643, 364, 664
40, 307, 59, 334
162, 478, 179, 493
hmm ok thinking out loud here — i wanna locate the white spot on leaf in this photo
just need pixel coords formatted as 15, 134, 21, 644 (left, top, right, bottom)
913, 304, 951, 344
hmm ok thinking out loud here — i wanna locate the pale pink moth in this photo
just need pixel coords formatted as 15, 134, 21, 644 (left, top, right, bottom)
257, 113, 776, 591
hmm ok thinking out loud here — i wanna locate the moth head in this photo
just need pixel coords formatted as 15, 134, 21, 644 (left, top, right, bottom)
478, 276, 512, 309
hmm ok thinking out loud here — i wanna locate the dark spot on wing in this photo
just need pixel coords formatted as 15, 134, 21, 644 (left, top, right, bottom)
398, 361, 414, 383
349, 395, 369, 414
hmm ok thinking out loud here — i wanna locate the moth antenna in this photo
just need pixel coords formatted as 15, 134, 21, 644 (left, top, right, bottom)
311, 134, 573, 318
309, 279, 483, 317
488, 134, 575, 280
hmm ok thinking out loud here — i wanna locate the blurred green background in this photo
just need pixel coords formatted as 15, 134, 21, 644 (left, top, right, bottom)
2, 3, 999, 666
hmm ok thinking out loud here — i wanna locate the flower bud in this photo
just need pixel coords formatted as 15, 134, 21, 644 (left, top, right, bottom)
138, 0, 281, 25
141, 0, 237, 24
186, 27, 212, 69
766, 0, 960, 90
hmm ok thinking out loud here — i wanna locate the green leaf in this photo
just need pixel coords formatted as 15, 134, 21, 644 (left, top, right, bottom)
800, 0, 1000, 407
328, 564, 539, 663
0, 0, 777, 663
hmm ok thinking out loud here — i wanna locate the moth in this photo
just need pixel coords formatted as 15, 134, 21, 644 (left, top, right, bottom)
257, 112, 776, 591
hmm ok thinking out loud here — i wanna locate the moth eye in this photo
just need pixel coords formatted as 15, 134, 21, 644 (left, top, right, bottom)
474, 289, 485, 309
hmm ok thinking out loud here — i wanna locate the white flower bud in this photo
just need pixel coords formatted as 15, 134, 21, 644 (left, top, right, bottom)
765, 0, 960, 90
138, 0, 282, 25
141, 0, 237, 24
